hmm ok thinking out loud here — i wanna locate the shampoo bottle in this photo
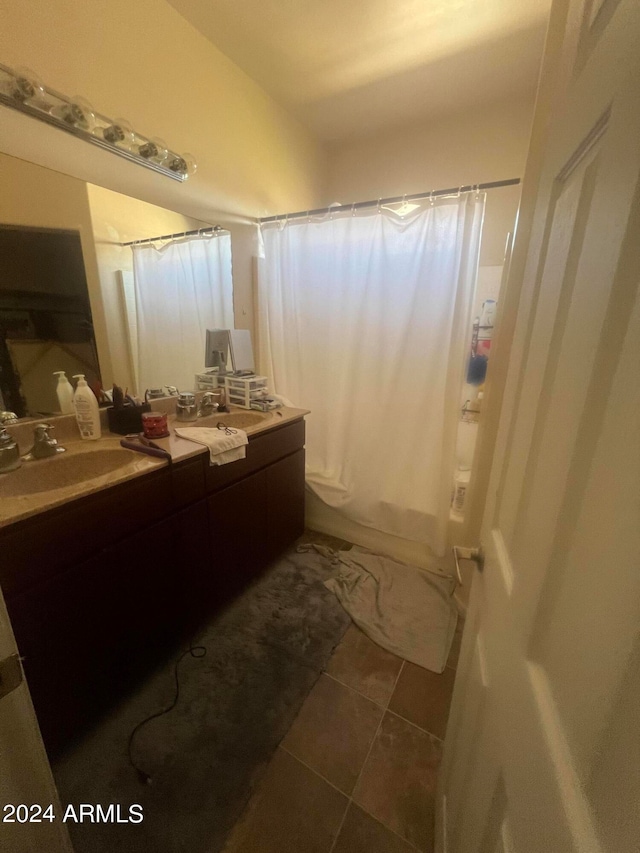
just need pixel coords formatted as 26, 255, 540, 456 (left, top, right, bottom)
54, 371, 75, 414
73, 375, 102, 440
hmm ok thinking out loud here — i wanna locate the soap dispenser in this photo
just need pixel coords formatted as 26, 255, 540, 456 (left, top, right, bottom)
54, 370, 75, 414
0, 427, 21, 473
73, 375, 102, 440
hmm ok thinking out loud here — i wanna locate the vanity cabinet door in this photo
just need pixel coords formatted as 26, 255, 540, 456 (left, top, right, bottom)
6, 548, 115, 754
204, 419, 305, 494
207, 469, 268, 599
102, 514, 182, 678
174, 499, 214, 633
171, 456, 207, 510
266, 448, 306, 559
6, 514, 182, 755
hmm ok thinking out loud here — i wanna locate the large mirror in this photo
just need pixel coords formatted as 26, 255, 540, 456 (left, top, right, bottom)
0, 152, 234, 420
0, 222, 101, 416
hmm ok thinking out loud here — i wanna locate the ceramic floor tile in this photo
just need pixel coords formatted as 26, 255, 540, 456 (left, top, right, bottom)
281, 673, 384, 795
389, 661, 455, 739
353, 711, 442, 852
332, 803, 417, 853
325, 624, 403, 706
223, 747, 347, 853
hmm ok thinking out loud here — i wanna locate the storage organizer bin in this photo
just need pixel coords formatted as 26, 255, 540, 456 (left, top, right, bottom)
194, 369, 220, 391
224, 375, 268, 409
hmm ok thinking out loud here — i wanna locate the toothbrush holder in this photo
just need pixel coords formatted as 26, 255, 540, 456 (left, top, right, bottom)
107, 403, 151, 435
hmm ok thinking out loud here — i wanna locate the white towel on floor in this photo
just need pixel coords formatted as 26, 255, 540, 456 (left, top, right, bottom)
174, 427, 248, 465
321, 545, 458, 673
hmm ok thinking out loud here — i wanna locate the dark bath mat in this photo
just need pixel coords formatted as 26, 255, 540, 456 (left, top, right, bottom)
52, 540, 350, 853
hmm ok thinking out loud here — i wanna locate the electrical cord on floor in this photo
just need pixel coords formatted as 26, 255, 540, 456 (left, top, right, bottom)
127, 640, 207, 785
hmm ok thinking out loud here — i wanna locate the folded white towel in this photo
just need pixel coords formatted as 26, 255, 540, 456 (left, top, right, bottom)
174, 427, 248, 466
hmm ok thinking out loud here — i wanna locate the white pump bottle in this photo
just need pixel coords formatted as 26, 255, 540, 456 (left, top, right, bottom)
53, 371, 75, 414
72, 375, 102, 440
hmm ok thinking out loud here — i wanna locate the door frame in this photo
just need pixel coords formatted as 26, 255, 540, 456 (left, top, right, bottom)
460, 0, 573, 548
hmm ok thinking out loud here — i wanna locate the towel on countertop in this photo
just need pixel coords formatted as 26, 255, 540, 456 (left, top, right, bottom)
174, 427, 248, 466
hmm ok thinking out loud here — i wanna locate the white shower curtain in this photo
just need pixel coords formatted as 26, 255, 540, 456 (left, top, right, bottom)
259, 194, 485, 556
132, 233, 234, 392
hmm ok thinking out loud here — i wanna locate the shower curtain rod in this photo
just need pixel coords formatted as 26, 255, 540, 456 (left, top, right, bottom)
122, 225, 227, 247
259, 178, 521, 223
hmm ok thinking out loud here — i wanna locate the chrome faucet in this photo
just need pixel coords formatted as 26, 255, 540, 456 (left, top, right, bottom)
0, 411, 18, 426
23, 424, 67, 460
197, 391, 220, 418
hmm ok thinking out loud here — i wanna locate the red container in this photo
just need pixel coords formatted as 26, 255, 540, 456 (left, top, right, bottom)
141, 410, 169, 439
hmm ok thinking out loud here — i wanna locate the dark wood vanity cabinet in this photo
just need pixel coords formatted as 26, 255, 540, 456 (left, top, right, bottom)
266, 448, 305, 557
8, 515, 182, 750
0, 418, 305, 754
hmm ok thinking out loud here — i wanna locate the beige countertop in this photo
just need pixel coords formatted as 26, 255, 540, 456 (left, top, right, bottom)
0, 405, 308, 530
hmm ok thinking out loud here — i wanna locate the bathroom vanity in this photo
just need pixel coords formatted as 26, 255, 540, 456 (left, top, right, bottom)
0, 410, 306, 754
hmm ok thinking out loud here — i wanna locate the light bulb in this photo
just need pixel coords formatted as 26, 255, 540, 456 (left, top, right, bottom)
99, 117, 134, 149
182, 153, 197, 177
4, 66, 45, 103
138, 136, 168, 164
51, 96, 95, 131
168, 152, 197, 177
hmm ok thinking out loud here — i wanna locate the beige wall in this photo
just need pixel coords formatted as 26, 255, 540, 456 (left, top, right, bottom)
0, 0, 326, 221
324, 94, 536, 267
0, 152, 113, 385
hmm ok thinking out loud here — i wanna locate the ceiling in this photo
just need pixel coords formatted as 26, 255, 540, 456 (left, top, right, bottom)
167, 0, 551, 143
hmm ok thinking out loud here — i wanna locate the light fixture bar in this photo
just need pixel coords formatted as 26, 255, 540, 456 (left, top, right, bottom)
0, 63, 196, 182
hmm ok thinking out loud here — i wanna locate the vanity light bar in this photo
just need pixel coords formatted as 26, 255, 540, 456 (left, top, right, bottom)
0, 63, 196, 182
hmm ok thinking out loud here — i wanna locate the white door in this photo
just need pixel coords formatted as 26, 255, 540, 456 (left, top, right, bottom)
0, 589, 72, 851
437, 0, 640, 851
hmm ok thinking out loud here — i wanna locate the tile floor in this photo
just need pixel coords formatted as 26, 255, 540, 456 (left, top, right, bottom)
224, 541, 463, 853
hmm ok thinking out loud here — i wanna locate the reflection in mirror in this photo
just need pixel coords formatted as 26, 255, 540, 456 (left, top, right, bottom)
0, 224, 101, 417
0, 152, 235, 422
130, 230, 234, 392
87, 183, 234, 396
